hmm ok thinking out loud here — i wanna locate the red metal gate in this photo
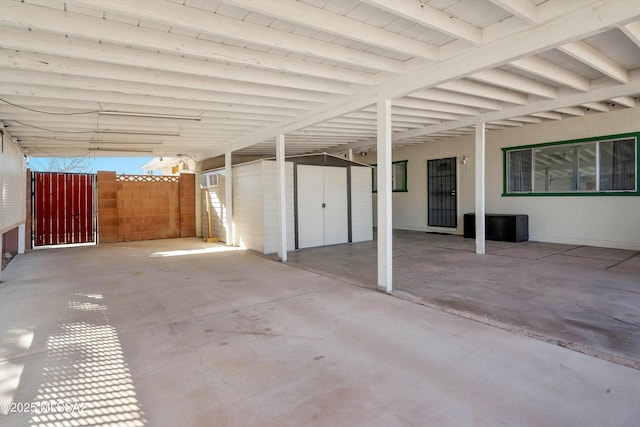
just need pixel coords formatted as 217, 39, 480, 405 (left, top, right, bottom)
33, 172, 95, 246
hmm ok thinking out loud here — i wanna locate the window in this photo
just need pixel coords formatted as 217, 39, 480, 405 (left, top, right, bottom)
372, 160, 408, 192
504, 133, 638, 195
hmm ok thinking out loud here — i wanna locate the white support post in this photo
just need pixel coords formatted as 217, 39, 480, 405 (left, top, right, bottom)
225, 151, 234, 246
377, 99, 392, 292
276, 134, 287, 262
0, 232, 3, 282
475, 121, 486, 255
347, 148, 353, 162
18, 223, 25, 254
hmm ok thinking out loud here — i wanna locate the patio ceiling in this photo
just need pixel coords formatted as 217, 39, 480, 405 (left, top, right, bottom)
0, 0, 639, 159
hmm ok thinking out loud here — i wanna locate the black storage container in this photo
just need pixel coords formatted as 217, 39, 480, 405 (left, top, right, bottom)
464, 213, 528, 242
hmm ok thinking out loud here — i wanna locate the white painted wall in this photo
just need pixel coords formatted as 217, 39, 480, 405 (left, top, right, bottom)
1, 131, 27, 234
371, 107, 640, 250
351, 165, 373, 243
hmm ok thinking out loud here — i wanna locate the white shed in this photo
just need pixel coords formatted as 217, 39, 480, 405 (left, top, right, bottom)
202, 154, 373, 254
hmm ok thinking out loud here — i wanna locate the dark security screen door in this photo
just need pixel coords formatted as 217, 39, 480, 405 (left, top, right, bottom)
427, 158, 457, 228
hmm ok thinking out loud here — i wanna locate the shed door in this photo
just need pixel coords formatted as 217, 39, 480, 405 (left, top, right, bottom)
297, 165, 348, 249
33, 172, 95, 246
322, 167, 348, 245
297, 165, 325, 248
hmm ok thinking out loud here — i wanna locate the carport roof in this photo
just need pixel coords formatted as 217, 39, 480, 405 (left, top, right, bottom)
1, 0, 639, 160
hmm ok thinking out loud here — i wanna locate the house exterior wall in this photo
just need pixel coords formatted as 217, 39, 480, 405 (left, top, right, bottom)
486, 107, 640, 250
1, 131, 27, 234
370, 107, 640, 250
202, 171, 228, 243
201, 169, 234, 243
371, 138, 474, 234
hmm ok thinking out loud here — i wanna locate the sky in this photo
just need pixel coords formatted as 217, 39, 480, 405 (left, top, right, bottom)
28, 156, 156, 174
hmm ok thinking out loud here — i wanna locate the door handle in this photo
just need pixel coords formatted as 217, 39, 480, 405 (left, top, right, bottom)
322, 202, 326, 208
450, 189, 456, 196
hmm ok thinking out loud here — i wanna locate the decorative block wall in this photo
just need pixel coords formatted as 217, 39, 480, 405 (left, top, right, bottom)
97, 172, 195, 243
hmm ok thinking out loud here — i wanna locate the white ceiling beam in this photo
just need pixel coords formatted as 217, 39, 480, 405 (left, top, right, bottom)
559, 41, 629, 84
0, 80, 313, 114
536, 0, 602, 24
396, 97, 479, 116
480, 0, 600, 46
217, 0, 438, 60
0, 113, 280, 130
0, 28, 356, 96
361, 0, 482, 45
509, 116, 543, 124
610, 96, 637, 108
489, 0, 538, 24
63, 0, 405, 73
0, 50, 337, 104
392, 117, 442, 126
0, 94, 299, 120
0, 0, 374, 85
509, 56, 590, 92
342, 111, 443, 126
335, 74, 640, 153
393, 75, 640, 142
621, 22, 640, 48
438, 80, 529, 105
469, 69, 558, 99
554, 107, 585, 116
582, 102, 610, 112
531, 111, 564, 120
410, 88, 504, 111
489, 120, 524, 127
369, 102, 462, 121
218, 0, 640, 155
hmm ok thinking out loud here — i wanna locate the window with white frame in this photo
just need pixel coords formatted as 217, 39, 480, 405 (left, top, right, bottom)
371, 160, 408, 193
504, 134, 638, 195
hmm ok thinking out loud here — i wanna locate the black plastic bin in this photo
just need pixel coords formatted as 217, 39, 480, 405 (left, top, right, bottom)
464, 213, 528, 242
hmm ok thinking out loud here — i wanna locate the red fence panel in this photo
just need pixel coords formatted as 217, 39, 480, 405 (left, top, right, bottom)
33, 172, 95, 246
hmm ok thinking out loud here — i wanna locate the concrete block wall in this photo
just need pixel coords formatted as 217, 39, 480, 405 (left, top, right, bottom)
97, 171, 119, 243
97, 172, 195, 243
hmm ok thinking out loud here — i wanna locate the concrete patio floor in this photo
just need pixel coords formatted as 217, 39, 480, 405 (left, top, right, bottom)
283, 230, 640, 369
1, 238, 639, 426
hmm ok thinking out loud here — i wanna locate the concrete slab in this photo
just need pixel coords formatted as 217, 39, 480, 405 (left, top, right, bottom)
542, 253, 618, 269
563, 246, 639, 261
490, 241, 580, 259
285, 232, 640, 367
2, 238, 639, 426
611, 253, 640, 274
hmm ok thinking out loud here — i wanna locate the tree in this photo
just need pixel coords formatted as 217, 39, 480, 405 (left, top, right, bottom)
31, 157, 93, 173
